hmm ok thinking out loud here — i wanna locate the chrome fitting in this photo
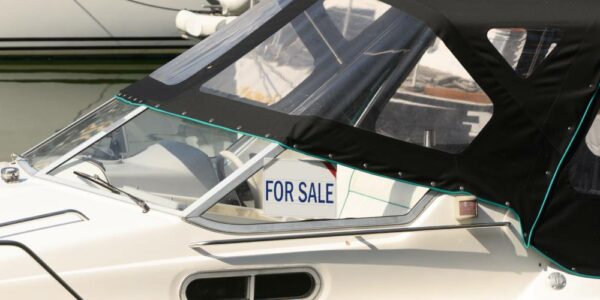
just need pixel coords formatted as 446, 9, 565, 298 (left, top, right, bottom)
1, 167, 20, 183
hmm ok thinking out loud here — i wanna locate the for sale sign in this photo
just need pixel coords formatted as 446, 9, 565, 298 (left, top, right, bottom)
262, 158, 337, 219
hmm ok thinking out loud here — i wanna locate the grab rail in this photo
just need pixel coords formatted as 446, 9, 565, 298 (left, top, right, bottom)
0, 209, 88, 229
193, 222, 511, 246
0, 240, 82, 299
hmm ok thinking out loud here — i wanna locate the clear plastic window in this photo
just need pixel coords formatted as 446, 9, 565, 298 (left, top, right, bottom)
23, 100, 137, 170
202, 23, 315, 105
371, 38, 493, 153
324, 0, 391, 40
151, 0, 294, 85
199, 0, 419, 117
201, 0, 396, 105
198, 0, 493, 153
202, 149, 429, 225
49, 109, 274, 211
487, 28, 560, 78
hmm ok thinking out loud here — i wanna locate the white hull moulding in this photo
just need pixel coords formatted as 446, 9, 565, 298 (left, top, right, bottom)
0, 0, 217, 57
175, 0, 256, 38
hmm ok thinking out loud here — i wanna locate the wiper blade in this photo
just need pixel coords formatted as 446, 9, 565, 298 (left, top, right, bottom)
73, 171, 150, 213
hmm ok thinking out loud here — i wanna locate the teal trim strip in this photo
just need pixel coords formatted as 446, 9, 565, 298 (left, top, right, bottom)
115, 96, 271, 141
335, 169, 410, 218
337, 170, 355, 218
526, 84, 600, 247
114, 93, 599, 279
349, 190, 411, 209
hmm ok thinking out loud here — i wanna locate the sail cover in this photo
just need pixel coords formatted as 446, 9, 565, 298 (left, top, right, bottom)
121, 0, 600, 276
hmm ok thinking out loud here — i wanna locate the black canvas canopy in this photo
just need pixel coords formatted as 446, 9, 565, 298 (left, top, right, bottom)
121, 0, 600, 276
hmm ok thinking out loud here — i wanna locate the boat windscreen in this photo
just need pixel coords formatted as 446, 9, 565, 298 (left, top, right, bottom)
23, 100, 137, 171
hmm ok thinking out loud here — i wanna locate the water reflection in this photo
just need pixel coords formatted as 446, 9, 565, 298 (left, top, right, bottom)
0, 58, 169, 159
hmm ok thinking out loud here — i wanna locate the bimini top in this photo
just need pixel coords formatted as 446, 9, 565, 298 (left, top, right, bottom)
121, 0, 600, 276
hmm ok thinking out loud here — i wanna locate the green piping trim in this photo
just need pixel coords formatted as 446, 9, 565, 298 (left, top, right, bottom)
348, 190, 411, 209
114, 94, 599, 278
337, 170, 355, 218
526, 83, 600, 247
335, 170, 411, 214
115, 96, 270, 141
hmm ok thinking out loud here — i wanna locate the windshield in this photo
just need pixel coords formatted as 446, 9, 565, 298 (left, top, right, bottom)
27, 99, 271, 211
23, 100, 138, 170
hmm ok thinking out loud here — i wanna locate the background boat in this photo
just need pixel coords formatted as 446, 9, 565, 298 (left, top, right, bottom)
0, 0, 215, 57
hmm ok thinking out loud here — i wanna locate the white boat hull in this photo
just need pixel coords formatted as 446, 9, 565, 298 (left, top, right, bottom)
0, 162, 598, 299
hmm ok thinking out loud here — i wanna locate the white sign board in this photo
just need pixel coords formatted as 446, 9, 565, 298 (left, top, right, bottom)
262, 159, 337, 219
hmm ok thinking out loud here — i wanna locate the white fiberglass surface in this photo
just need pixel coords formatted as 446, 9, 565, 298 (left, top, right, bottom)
40, 102, 272, 211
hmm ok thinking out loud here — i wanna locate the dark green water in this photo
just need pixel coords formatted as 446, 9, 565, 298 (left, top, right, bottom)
0, 57, 171, 159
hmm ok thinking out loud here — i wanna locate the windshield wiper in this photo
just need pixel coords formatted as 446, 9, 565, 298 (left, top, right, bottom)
73, 171, 150, 213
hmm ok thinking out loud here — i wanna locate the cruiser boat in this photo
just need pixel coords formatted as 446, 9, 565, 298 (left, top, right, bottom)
1, 0, 600, 298
0, 0, 214, 56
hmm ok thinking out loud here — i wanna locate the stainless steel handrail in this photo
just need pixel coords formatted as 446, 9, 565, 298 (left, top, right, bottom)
0, 209, 88, 229
193, 222, 510, 246
0, 240, 83, 299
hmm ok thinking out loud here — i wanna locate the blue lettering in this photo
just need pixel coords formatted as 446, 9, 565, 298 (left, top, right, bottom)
318, 183, 325, 203
268, 181, 334, 205
298, 182, 307, 202
285, 181, 294, 202
309, 183, 317, 203
265, 180, 274, 201
326, 183, 334, 204
274, 181, 283, 201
